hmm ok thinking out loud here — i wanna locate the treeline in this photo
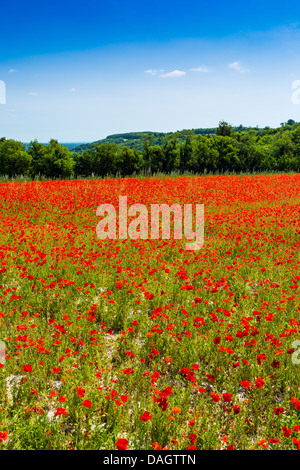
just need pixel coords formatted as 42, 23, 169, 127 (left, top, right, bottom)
1, 120, 300, 178
71, 126, 258, 154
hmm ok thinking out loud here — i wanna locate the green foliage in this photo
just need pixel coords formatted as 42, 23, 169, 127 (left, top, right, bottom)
216, 120, 233, 137
1, 120, 300, 180
0, 139, 32, 177
27, 140, 49, 176
188, 135, 219, 172
117, 146, 142, 176
28, 139, 74, 178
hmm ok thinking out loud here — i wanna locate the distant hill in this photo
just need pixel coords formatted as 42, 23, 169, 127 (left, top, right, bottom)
70, 126, 258, 154
23, 142, 87, 151
71, 132, 166, 154
60, 142, 88, 151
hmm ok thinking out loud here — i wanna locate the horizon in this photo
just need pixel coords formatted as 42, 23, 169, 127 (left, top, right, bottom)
19, 121, 296, 146
1, 0, 300, 142
19, 121, 293, 146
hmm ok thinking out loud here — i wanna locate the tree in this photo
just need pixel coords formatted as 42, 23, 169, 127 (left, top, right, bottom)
73, 149, 96, 177
214, 136, 241, 172
162, 133, 180, 172
272, 131, 296, 171
37, 139, 75, 178
0, 139, 31, 176
146, 145, 165, 173
188, 135, 219, 173
141, 134, 155, 171
28, 140, 48, 176
117, 146, 141, 176
179, 136, 193, 172
90, 143, 119, 177
216, 121, 232, 137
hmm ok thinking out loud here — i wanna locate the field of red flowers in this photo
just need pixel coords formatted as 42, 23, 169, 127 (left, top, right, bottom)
0, 173, 300, 450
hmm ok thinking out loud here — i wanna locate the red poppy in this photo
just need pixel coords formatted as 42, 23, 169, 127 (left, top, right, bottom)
240, 380, 251, 389
282, 427, 292, 437
82, 400, 92, 408
222, 393, 232, 402
140, 411, 152, 422
116, 438, 129, 450
232, 405, 241, 415
0, 431, 8, 442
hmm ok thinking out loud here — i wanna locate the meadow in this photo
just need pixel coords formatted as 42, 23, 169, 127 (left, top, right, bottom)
0, 173, 300, 450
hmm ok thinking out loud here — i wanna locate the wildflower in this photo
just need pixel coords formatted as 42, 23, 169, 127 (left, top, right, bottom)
0, 431, 8, 442
232, 405, 241, 415
54, 407, 67, 416
222, 393, 232, 402
76, 386, 85, 398
172, 406, 181, 414
116, 438, 129, 450
240, 380, 251, 389
82, 400, 92, 408
254, 377, 265, 389
282, 427, 292, 437
152, 442, 162, 450
211, 392, 221, 402
140, 411, 152, 422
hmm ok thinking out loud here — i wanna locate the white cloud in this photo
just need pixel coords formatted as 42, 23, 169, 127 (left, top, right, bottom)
8, 69, 18, 73
190, 66, 212, 73
228, 61, 249, 73
69, 88, 76, 92
144, 69, 164, 75
160, 70, 186, 78
28, 92, 39, 96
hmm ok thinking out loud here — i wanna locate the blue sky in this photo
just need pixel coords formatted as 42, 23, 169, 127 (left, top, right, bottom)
0, 0, 300, 142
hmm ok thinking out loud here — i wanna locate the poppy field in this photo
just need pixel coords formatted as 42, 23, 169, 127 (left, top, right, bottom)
0, 173, 300, 450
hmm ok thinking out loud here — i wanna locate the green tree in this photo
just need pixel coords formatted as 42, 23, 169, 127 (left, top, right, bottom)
117, 146, 141, 176
216, 121, 233, 137
41, 139, 75, 178
162, 134, 180, 172
188, 135, 219, 172
28, 140, 48, 176
179, 135, 193, 172
73, 149, 96, 177
0, 139, 31, 177
214, 136, 241, 172
141, 135, 155, 172
287, 119, 296, 126
146, 145, 165, 173
91, 143, 119, 177
272, 131, 296, 171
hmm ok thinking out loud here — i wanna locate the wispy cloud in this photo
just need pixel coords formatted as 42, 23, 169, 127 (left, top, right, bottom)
144, 69, 164, 75
69, 88, 76, 92
28, 92, 39, 96
8, 69, 18, 73
190, 66, 212, 73
160, 70, 186, 78
228, 61, 249, 73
